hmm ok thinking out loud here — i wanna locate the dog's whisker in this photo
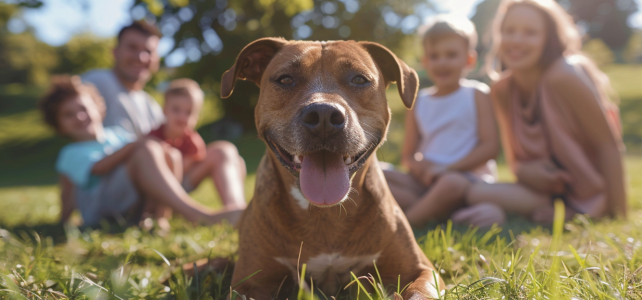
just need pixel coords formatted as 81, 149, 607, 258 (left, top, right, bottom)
347, 196, 357, 207
340, 202, 348, 218
358, 120, 380, 141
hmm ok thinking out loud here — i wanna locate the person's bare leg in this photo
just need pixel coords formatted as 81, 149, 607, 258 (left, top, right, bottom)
383, 170, 426, 209
451, 203, 507, 228
147, 145, 181, 232
127, 139, 241, 225
163, 145, 183, 183
186, 141, 247, 209
466, 183, 551, 217
141, 144, 181, 222
404, 172, 471, 227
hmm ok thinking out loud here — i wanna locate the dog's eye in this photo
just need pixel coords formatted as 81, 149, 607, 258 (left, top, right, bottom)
277, 75, 294, 85
352, 75, 368, 85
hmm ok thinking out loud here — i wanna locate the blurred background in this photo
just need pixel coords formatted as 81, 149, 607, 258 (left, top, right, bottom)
1, 0, 642, 226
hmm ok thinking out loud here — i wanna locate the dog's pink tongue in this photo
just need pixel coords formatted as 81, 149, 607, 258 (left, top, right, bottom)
300, 151, 350, 206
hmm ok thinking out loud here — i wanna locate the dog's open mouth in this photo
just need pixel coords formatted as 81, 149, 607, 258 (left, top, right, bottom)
266, 138, 376, 207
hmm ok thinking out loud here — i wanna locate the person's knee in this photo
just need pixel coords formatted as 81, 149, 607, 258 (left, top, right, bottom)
206, 141, 241, 163
464, 182, 492, 205
166, 146, 181, 163
135, 138, 164, 155
436, 172, 470, 193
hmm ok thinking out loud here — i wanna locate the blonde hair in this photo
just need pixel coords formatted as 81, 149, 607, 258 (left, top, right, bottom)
486, 0, 615, 103
164, 78, 205, 106
420, 14, 478, 50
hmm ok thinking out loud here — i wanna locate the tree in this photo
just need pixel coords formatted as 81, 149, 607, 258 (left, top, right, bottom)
470, 0, 502, 78
565, 0, 638, 62
55, 34, 115, 75
0, 2, 57, 85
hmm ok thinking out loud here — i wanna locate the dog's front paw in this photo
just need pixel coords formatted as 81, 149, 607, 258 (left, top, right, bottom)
401, 291, 436, 300
402, 284, 442, 300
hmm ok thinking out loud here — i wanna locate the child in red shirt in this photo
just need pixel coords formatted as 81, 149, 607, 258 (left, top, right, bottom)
150, 78, 247, 220
149, 78, 206, 172
147, 79, 207, 225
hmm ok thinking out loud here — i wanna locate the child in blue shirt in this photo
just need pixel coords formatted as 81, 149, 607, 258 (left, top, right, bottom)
40, 76, 242, 228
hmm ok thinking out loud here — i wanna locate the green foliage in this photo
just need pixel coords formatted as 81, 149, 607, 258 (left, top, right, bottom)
0, 32, 58, 86
54, 34, 115, 75
567, 0, 638, 55
0, 2, 18, 29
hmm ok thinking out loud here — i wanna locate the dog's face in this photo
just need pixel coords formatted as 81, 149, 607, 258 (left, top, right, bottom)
222, 38, 418, 208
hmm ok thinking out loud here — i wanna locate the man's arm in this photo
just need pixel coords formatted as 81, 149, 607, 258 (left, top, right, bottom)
60, 175, 75, 223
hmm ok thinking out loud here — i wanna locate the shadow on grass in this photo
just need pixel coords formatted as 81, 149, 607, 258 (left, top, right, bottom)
0, 137, 67, 187
1, 222, 68, 244
0, 218, 148, 245
0, 84, 45, 117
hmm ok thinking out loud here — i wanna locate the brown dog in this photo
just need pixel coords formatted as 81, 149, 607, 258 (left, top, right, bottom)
221, 38, 444, 299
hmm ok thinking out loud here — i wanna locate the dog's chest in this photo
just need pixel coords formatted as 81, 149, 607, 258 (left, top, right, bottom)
275, 252, 380, 293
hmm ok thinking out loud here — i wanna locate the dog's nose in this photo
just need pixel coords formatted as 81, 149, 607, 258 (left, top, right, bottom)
300, 103, 346, 137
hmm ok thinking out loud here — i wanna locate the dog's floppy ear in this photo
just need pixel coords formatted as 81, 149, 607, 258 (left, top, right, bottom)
359, 42, 419, 109
221, 38, 287, 99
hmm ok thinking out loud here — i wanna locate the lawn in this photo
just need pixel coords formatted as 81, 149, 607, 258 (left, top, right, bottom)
1, 65, 642, 299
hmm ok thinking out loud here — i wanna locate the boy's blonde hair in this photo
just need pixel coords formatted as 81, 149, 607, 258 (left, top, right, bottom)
420, 14, 478, 51
39, 75, 106, 131
164, 78, 204, 106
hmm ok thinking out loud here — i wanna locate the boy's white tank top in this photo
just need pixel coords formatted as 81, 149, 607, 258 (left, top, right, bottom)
414, 79, 497, 182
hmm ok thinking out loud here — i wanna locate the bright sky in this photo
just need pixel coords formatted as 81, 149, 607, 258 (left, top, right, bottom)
17, 0, 133, 46
7, 0, 642, 49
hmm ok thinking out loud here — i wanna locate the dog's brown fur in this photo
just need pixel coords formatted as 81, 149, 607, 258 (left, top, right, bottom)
221, 38, 444, 299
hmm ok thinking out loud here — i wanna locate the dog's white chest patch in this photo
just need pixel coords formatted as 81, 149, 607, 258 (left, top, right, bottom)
274, 252, 380, 292
290, 185, 309, 209
305, 252, 380, 279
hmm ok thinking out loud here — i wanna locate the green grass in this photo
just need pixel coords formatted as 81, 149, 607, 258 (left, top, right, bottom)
1, 64, 642, 299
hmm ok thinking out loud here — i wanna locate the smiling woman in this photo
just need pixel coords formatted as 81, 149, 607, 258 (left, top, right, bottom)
464, 0, 627, 225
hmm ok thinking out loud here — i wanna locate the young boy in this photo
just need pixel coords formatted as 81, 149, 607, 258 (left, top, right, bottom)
384, 15, 503, 228
41, 76, 241, 228
149, 79, 247, 212
149, 79, 206, 180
